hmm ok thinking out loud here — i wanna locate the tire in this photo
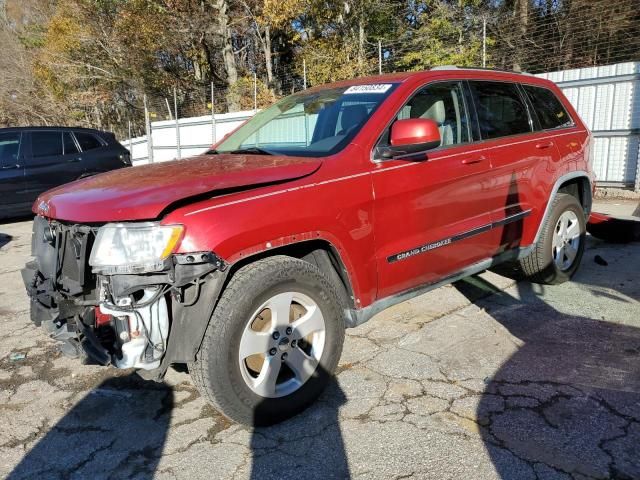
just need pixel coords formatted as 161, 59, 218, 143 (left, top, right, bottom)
517, 193, 586, 284
190, 255, 345, 426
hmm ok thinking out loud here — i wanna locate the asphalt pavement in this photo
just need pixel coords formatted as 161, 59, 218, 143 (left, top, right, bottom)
0, 217, 638, 480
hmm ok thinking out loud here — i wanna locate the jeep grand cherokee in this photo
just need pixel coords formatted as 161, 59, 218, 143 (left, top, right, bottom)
22, 68, 594, 425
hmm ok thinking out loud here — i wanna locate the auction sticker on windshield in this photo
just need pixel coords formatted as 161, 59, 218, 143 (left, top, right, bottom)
344, 84, 393, 94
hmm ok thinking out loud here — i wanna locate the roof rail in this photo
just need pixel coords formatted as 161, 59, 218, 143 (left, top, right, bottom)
430, 65, 532, 75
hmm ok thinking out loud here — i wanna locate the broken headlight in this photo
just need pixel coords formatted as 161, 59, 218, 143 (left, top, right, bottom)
89, 222, 184, 274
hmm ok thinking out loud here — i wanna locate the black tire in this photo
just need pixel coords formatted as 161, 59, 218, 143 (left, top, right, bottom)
190, 255, 345, 426
517, 193, 586, 284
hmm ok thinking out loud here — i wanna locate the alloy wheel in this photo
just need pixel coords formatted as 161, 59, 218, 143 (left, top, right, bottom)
552, 210, 581, 271
238, 291, 326, 398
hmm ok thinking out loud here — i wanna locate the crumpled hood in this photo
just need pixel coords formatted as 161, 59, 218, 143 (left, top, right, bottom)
35, 154, 322, 223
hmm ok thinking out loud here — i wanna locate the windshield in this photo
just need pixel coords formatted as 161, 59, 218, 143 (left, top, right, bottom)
214, 83, 399, 158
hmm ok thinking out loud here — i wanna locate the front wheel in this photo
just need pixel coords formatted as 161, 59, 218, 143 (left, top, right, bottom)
190, 256, 345, 426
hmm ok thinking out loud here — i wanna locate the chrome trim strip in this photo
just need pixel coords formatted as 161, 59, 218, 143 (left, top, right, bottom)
492, 209, 531, 227
387, 209, 532, 263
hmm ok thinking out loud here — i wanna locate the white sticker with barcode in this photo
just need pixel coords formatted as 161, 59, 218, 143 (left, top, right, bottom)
344, 84, 392, 94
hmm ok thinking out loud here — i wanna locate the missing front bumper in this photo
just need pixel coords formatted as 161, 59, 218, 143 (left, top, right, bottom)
22, 217, 229, 375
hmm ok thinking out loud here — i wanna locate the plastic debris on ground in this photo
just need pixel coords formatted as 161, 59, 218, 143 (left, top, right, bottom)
594, 255, 608, 266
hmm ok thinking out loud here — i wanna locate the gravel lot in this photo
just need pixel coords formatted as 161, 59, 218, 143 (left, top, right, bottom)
0, 218, 639, 480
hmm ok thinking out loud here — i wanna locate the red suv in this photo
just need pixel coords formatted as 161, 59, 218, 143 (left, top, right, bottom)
23, 68, 594, 425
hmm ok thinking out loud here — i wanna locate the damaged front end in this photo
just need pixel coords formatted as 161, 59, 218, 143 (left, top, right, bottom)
22, 216, 227, 380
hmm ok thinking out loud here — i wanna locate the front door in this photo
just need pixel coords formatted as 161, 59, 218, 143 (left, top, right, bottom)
372, 81, 496, 299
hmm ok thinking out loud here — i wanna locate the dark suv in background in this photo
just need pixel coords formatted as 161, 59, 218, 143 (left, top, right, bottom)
0, 127, 131, 219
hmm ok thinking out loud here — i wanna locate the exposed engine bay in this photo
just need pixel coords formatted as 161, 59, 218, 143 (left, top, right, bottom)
22, 216, 226, 377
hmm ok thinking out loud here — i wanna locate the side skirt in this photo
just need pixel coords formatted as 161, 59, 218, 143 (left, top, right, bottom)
345, 245, 535, 328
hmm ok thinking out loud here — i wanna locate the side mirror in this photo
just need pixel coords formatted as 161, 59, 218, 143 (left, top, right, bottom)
383, 118, 441, 158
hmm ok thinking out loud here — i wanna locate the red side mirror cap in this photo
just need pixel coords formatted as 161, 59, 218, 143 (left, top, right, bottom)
385, 118, 441, 158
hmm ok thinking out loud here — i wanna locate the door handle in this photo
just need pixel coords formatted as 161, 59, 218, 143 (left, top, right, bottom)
535, 141, 554, 149
461, 156, 486, 165
1, 164, 20, 170
68, 157, 82, 163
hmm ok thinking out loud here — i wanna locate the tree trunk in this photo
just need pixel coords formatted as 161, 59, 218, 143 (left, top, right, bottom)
215, 0, 239, 111
357, 18, 365, 72
263, 25, 273, 86
512, 0, 529, 71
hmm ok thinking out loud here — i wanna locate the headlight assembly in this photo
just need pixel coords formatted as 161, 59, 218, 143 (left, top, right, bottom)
89, 223, 184, 274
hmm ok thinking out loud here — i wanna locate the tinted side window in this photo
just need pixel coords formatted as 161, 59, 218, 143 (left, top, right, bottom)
0, 133, 21, 167
523, 85, 572, 130
63, 132, 79, 155
470, 81, 531, 140
32, 132, 63, 157
75, 132, 103, 152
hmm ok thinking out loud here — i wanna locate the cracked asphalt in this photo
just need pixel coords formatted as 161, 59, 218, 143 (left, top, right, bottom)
0, 218, 639, 480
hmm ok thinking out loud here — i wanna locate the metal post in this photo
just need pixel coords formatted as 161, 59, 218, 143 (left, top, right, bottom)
303, 59, 307, 90
211, 82, 216, 146
378, 40, 382, 75
174, 87, 181, 160
143, 94, 154, 164
482, 17, 487, 68
253, 73, 258, 112
164, 98, 173, 120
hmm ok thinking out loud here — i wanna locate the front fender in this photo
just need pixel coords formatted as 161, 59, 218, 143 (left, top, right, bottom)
163, 169, 378, 307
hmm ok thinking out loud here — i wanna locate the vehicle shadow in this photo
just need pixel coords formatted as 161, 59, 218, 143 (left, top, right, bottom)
249, 373, 351, 479
7, 373, 173, 480
0, 215, 34, 226
454, 249, 640, 478
0, 233, 12, 249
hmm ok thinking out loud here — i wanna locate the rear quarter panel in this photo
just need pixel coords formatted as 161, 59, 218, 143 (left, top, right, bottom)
522, 81, 592, 243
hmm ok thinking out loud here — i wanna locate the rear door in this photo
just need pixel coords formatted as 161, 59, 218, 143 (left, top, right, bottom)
521, 83, 581, 169
372, 81, 496, 299
24, 131, 84, 203
468, 80, 560, 253
74, 130, 117, 174
0, 131, 28, 213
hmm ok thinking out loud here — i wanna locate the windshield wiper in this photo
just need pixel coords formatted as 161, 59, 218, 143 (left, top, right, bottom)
228, 147, 274, 155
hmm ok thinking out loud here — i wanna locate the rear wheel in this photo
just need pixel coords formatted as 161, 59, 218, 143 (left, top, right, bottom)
516, 193, 586, 284
190, 255, 345, 426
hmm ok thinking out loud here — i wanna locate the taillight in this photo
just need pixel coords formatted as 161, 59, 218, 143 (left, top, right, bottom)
119, 152, 132, 166
587, 134, 595, 168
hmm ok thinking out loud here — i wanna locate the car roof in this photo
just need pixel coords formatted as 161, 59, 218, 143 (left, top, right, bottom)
306, 67, 556, 93
0, 126, 109, 134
